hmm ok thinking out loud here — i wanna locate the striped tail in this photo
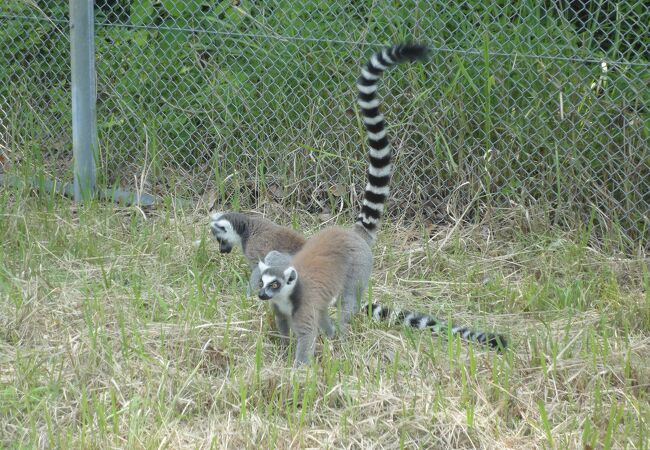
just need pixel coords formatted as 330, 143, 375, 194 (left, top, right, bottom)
356, 43, 429, 234
363, 302, 508, 352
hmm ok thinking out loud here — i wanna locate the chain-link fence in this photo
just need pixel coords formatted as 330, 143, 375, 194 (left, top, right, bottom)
1, 1, 648, 246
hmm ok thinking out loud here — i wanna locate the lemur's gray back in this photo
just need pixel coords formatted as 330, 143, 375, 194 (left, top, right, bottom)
211, 212, 305, 264
210, 212, 305, 295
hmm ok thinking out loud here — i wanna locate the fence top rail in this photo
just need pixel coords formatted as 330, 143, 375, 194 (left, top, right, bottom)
1, 12, 648, 68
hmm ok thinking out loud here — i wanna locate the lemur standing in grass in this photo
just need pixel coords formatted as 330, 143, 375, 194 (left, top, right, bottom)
257, 44, 507, 365
209, 212, 305, 295
214, 45, 507, 364
259, 250, 508, 357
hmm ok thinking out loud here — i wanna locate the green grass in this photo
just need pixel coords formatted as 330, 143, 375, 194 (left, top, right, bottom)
0, 188, 648, 448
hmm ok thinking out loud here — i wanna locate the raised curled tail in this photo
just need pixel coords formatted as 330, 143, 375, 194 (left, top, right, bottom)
363, 302, 508, 352
355, 43, 429, 234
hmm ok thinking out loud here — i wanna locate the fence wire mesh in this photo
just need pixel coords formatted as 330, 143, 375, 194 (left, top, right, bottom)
1, 1, 648, 245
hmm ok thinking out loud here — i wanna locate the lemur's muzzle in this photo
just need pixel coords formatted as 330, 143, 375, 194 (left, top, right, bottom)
210, 224, 232, 254
212, 235, 232, 254
258, 289, 271, 301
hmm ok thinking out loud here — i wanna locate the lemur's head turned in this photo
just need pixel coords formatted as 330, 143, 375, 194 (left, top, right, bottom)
209, 212, 242, 254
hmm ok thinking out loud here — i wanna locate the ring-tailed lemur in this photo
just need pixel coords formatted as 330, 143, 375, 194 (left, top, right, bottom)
209, 212, 305, 295
260, 251, 508, 353
256, 43, 434, 366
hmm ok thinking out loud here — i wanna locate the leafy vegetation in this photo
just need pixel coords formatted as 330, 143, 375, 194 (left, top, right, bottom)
1, 1, 648, 247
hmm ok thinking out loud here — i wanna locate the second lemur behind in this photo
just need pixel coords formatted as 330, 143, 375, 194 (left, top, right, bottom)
210, 212, 305, 294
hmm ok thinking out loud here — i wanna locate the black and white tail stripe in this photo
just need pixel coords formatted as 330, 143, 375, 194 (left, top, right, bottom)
362, 302, 508, 352
356, 43, 429, 233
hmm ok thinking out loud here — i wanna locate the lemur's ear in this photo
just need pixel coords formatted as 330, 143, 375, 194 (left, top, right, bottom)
284, 267, 298, 285
258, 261, 270, 273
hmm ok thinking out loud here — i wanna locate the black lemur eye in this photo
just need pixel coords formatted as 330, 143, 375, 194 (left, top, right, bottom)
271, 281, 280, 289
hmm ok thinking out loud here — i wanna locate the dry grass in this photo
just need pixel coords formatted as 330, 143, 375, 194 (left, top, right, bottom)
0, 192, 648, 449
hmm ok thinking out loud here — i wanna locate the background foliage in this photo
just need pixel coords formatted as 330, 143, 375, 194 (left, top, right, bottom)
1, 0, 648, 247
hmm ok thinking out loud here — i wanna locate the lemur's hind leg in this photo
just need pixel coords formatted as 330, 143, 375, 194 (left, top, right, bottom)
247, 265, 261, 297
337, 283, 366, 336
319, 311, 335, 338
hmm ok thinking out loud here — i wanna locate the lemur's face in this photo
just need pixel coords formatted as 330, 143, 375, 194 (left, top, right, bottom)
209, 213, 241, 254
257, 262, 297, 301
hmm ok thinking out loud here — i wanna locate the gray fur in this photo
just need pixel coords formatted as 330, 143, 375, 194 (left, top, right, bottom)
263, 250, 293, 268
248, 267, 262, 297
209, 212, 305, 295
271, 304, 291, 343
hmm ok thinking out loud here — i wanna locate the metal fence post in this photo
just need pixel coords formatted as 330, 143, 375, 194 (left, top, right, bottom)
69, 0, 97, 201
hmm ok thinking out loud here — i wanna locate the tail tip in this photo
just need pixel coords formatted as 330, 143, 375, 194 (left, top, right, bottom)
396, 43, 430, 62
488, 334, 509, 352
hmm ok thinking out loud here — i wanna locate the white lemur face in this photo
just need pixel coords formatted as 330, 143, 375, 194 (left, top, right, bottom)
209, 213, 242, 254
257, 261, 298, 303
